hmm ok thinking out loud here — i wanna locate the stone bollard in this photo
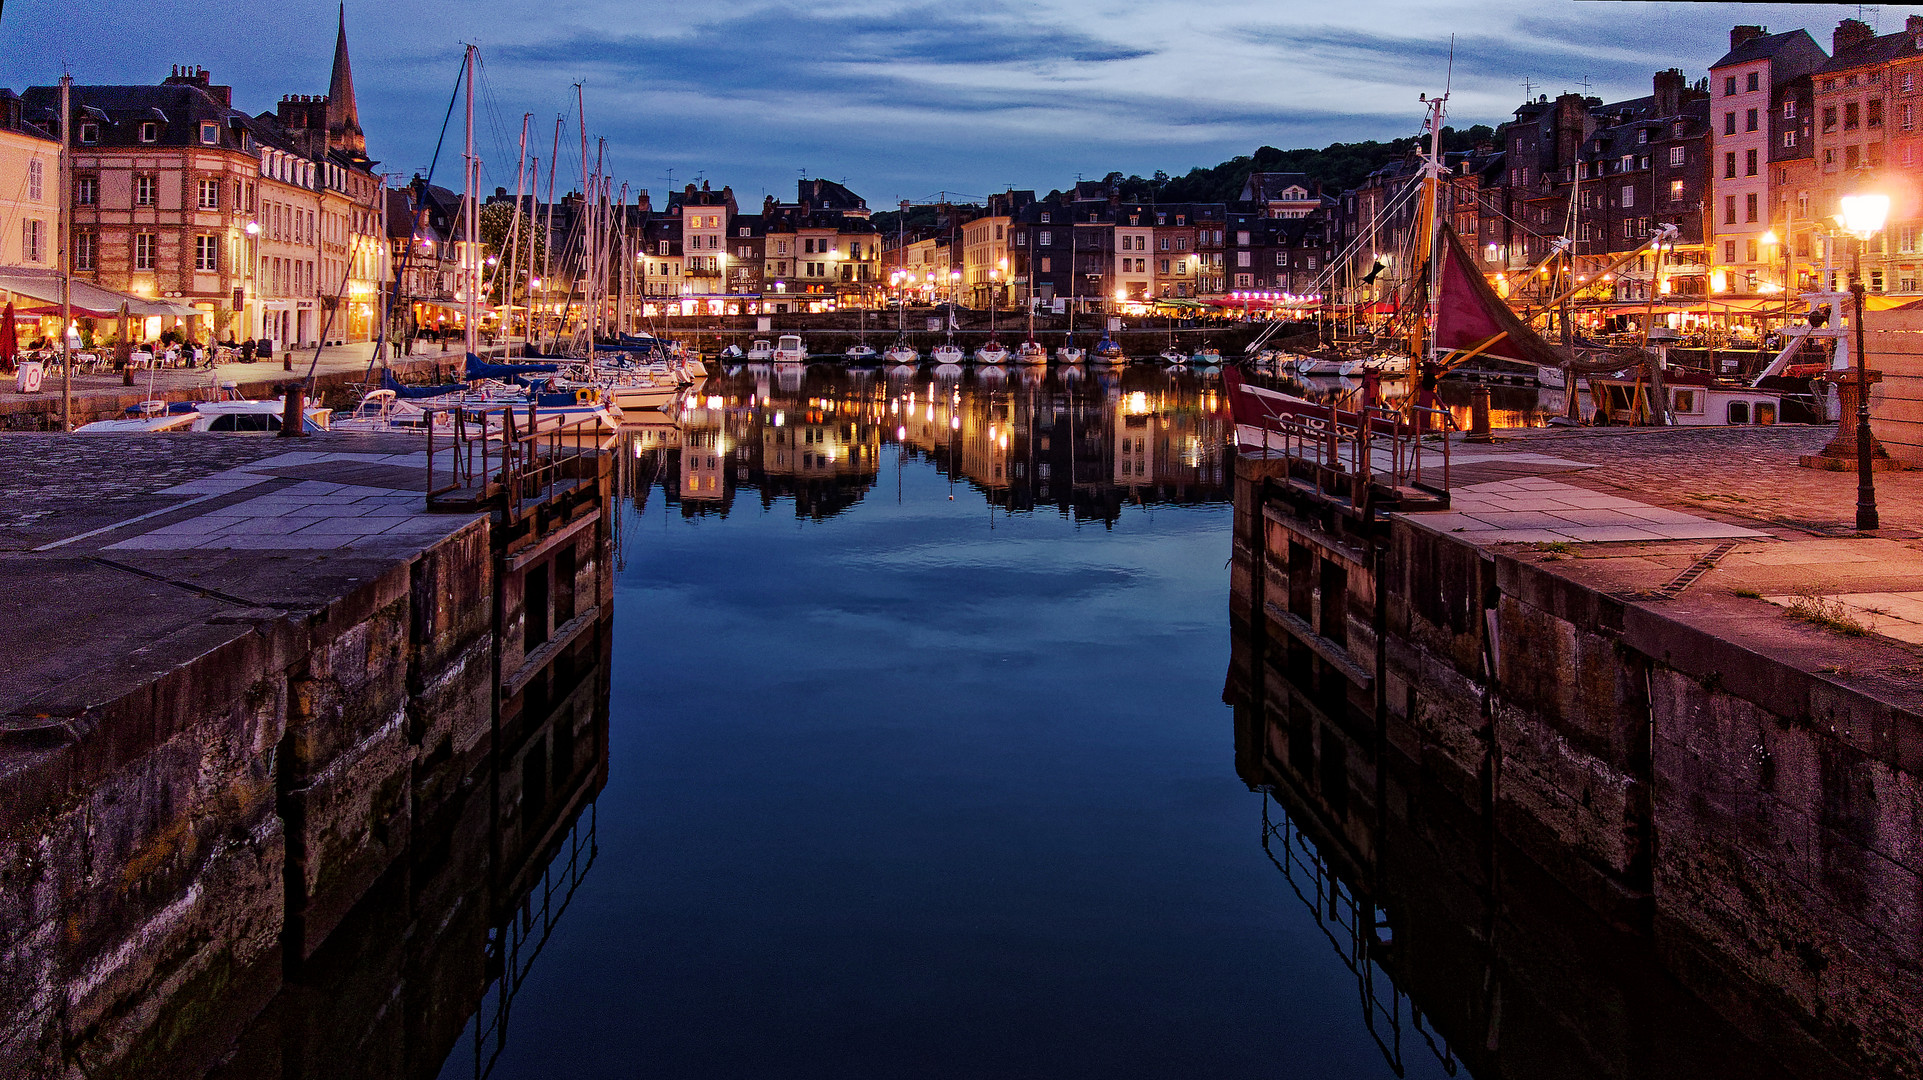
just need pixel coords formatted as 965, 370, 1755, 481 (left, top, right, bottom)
279, 383, 306, 438
1465, 384, 1494, 444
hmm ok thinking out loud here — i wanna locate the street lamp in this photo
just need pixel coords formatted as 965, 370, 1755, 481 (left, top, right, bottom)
1838, 191, 1890, 530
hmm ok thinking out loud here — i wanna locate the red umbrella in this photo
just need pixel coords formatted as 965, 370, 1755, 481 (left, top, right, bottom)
0, 303, 16, 369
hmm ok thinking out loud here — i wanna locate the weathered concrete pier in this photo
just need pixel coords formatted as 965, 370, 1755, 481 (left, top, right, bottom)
0, 426, 613, 1078
1229, 422, 1923, 1077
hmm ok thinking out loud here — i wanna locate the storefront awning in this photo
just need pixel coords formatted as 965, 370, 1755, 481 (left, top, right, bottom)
0, 267, 199, 317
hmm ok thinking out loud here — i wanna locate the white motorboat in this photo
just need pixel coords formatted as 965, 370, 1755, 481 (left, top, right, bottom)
746, 339, 775, 361
1289, 355, 1345, 376
846, 343, 880, 363
1160, 347, 1187, 365
772, 334, 807, 364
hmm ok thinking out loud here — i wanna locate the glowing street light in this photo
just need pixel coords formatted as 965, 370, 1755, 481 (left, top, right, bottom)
1837, 190, 1891, 530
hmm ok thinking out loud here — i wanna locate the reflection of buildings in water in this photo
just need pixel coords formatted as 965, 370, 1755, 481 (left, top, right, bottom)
629, 369, 1231, 524
1224, 612, 1815, 1080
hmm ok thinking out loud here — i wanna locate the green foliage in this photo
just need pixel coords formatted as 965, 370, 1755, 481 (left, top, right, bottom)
478, 201, 545, 270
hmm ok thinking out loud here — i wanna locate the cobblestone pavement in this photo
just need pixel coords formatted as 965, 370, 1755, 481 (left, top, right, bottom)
1493, 425, 1923, 535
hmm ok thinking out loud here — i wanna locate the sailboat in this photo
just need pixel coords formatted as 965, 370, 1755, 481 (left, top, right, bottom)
885, 211, 919, 364
1017, 258, 1046, 365
1056, 227, 1085, 363
975, 285, 1008, 364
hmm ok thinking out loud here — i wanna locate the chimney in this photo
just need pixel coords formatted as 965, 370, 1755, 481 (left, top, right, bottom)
1908, 14, 1923, 37
1834, 19, 1875, 57
1654, 68, 1685, 117
1729, 25, 1767, 51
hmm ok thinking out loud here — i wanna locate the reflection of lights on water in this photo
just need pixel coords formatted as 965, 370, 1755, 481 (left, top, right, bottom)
774, 412, 784, 426
1127, 391, 1149, 414
707, 395, 723, 409
925, 406, 934, 423
633, 442, 644, 458
999, 435, 1008, 450
950, 416, 960, 430
896, 426, 906, 440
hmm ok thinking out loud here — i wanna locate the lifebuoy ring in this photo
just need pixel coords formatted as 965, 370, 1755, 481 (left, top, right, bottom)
574, 387, 595, 405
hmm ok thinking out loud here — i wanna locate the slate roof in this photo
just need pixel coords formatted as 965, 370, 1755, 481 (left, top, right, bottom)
1713, 29, 1819, 71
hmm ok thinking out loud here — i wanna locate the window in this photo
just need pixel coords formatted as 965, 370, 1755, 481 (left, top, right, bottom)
134, 232, 156, 270
1638, 129, 1648, 144
1824, 148, 1836, 166
1275, 251, 1286, 266
659, 240, 670, 255
1621, 185, 1634, 209
21, 219, 42, 262
1236, 251, 1250, 267
1745, 193, 1758, 222
1747, 72, 1760, 92
1724, 111, 1736, 135
73, 231, 95, 271
135, 175, 156, 206
26, 158, 44, 202
739, 227, 750, 238
197, 178, 220, 209
1745, 108, 1758, 132
1725, 151, 1737, 178
79, 122, 98, 144
1670, 146, 1686, 165
1039, 212, 1050, 223
1234, 273, 1252, 288
1176, 235, 1188, 250
1724, 239, 1737, 262
1784, 100, 1798, 119
1724, 195, 1737, 225
1158, 236, 1169, 251
1903, 102, 1916, 130
1783, 130, 1798, 149
194, 234, 219, 271
1846, 144, 1861, 169
1039, 257, 1050, 272
1670, 178, 1686, 201
1159, 259, 1170, 274
1724, 76, 1737, 96
1746, 148, 1758, 175
1845, 101, 1859, 129
1038, 230, 1051, 246
1868, 99, 1883, 127
139, 121, 158, 142
200, 121, 217, 144
1746, 239, 1759, 263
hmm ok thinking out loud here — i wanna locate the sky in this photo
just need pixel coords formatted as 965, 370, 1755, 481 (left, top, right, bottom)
4, 1, 1913, 207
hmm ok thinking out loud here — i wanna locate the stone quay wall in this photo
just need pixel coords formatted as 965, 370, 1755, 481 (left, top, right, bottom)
0, 462, 613, 1079
1230, 455, 1923, 1077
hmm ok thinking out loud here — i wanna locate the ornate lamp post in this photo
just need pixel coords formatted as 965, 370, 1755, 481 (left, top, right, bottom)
1838, 191, 1889, 531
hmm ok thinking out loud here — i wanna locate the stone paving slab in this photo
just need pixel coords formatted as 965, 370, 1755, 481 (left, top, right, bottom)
1406, 478, 1768, 546
1763, 592, 1923, 645
0, 431, 483, 715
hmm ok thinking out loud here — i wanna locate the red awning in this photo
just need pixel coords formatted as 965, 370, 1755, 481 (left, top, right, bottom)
17, 302, 118, 318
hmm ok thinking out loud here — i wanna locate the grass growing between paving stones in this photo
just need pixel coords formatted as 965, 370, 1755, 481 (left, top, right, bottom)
1732, 587, 1764, 599
1783, 590, 1873, 637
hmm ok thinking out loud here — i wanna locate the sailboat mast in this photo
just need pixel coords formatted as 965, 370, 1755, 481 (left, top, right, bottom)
541, 116, 561, 351
462, 44, 478, 359
1416, 92, 1447, 363
617, 182, 630, 337
506, 113, 529, 346
577, 84, 591, 358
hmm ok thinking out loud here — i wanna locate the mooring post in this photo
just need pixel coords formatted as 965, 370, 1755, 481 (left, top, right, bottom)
1465, 384, 1494, 444
279, 383, 305, 438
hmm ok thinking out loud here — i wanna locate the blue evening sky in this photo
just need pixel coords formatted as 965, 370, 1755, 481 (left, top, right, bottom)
3, 1, 1906, 205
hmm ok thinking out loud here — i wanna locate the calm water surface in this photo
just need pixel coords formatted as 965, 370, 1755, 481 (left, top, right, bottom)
443, 368, 1455, 1079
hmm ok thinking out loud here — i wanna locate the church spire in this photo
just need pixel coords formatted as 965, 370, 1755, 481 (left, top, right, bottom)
325, 3, 365, 156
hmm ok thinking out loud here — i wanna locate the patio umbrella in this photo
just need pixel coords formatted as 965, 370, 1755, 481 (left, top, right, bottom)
0, 303, 16, 371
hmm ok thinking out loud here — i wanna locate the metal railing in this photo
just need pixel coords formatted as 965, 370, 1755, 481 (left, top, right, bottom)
1248, 395, 1459, 500
425, 401, 603, 516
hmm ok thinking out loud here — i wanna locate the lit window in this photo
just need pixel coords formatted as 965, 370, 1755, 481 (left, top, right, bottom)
134, 232, 156, 270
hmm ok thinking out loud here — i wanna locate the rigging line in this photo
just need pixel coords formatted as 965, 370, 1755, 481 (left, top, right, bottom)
362, 52, 468, 388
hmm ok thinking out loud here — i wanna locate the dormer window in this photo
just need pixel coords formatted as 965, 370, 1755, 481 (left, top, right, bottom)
79, 122, 98, 144
1039, 212, 1050, 223
1638, 129, 1648, 143
139, 121, 158, 142
738, 227, 750, 237
200, 122, 217, 144
1175, 215, 1185, 225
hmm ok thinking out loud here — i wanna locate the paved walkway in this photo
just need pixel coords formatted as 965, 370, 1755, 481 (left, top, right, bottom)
0, 432, 482, 717
0, 339, 522, 419
1413, 476, 1766, 545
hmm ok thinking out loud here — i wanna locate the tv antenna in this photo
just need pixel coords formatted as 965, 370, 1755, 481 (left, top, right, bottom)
1520, 76, 1537, 99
